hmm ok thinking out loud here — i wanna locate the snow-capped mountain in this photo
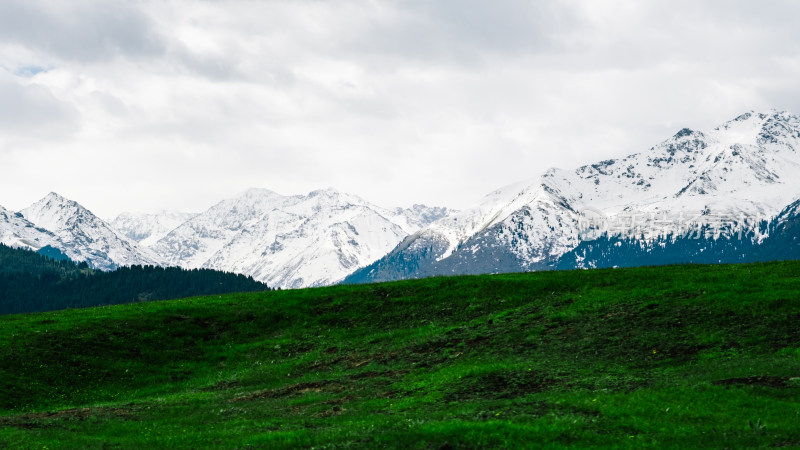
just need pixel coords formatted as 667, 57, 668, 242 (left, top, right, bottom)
389, 205, 452, 231
148, 188, 453, 288
345, 110, 800, 283
20, 193, 159, 270
752, 197, 800, 261
0, 204, 61, 252
7, 110, 797, 285
553, 195, 800, 271
112, 211, 197, 247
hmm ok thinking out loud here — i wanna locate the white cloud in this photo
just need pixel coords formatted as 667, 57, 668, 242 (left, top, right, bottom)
0, 0, 799, 219
0, 0, 164, 64
0, 69, 76, 139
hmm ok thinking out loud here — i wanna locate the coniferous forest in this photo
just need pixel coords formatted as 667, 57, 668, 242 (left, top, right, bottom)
0, 244, 270, 315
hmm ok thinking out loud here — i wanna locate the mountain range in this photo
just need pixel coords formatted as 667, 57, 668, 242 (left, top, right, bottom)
0, 189, 452, 289
0, 194, 157, 271
112, 211, 198, 248
344, 110, 800, 283
142, 188, 451, 288
1, 110, 798, 287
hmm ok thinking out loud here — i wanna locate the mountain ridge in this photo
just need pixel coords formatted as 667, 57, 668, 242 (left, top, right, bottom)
344, 110, 800, 284
1, 189, 452, 286
19, 192, 159, 270
0, 203, 61, 253
3, 110, 798, 286
147, 187, 455, 288
112, 210, 198, 247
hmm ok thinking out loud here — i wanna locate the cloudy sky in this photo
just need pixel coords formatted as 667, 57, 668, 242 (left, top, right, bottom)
1, 0, 799, 219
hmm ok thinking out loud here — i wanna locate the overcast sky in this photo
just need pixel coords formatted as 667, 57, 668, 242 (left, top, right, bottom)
1, 0, 799, 220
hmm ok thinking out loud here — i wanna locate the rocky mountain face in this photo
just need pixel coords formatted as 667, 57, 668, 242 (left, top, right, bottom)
145, 188, 454, 289
752, 198, 800, 261
4, 110, 798, 286
345, 110, 800, 283
0, 204, 61, 253
112, 211, 197, 247
553, 196, 800, 270
19, 193, 159, 270
2, 190, 451, 287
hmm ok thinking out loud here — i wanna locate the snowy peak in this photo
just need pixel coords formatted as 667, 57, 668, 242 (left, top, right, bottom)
149, 187, 452, 288
8, 110, 799, 286
207, 188, 286, 231
545, 107, 800, 222
200, 190, 413, 288
21, 193, 159, 270
773, 197, 800, 224
347, 110, 800, 284
21, 192, 87, 232
301, 188, 364, 210
0, 204, 61, 252
149, 188, 291, 269
307, 187, 344, 199
23, 192, 99, 236
544, 110, 800, 217
713, 110, 800, 149
111, 211, 197, 247
238, 187, 284, 205
391, 204, 455, 231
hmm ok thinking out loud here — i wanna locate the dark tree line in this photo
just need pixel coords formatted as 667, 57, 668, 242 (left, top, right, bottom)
556, 202, 800, 270
0, 244, 270, 315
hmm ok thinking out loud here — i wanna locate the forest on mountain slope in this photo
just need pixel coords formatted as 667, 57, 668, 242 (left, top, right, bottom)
0, 244, 270, 315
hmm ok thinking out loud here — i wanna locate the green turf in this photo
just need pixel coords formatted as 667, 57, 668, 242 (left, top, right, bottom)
1, 261, 799, 448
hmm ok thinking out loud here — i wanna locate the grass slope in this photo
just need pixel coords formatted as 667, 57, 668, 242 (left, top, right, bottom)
1, 261, 799, 448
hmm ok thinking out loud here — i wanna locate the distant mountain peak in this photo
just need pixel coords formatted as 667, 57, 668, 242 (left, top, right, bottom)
22, 193, 87, 232
21, 193, 158, 270
345, 109, 800, 284
241, 187, 282, 198
43, 191, 63, 199
717, 109, 797, 131
39, 191, 80, 207
306, 187, 360, 205
308, 187, 340, 196
148, 188, 453, 288
112, 210, 197, 247
0, 203, 61, 253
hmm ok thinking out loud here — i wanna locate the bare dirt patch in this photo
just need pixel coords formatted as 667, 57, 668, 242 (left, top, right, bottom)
229, 380, 344, 403
713, 376, 790, 389
0, 406, 137, 429
202, 380, 240, 391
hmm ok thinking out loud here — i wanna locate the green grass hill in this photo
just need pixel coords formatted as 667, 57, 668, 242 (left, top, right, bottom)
1, 261, 799, 448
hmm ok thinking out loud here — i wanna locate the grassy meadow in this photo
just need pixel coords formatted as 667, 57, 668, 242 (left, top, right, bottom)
1, 261, 799, 448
